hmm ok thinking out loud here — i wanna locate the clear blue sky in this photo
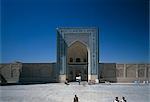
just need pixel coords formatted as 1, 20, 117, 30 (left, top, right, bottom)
1, 0, 149, 63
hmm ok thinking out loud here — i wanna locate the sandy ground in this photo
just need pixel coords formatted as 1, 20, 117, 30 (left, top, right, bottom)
0, 82, 149, 102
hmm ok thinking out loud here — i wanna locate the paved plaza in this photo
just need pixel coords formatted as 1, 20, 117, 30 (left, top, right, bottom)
0, 82, 149, 102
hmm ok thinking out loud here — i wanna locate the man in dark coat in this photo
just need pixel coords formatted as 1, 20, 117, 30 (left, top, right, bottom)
73, 95, 79, 102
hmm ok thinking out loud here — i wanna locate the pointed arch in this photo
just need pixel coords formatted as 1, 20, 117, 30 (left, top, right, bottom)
67, 41, 88, 63
67, 41, 89, 81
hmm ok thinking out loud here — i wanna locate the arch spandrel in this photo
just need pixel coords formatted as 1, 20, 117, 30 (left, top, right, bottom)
68, 40, 88, 48
64, 33, 90, 48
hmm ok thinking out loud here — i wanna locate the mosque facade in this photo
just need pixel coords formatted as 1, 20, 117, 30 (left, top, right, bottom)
0, 27, 149, 84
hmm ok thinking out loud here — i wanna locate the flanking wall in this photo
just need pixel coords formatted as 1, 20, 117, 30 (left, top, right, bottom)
0, 62, 22, 84
99, 63, 117, 82
0, 62, 58, 84
19, 63, 58, 83
99, 63, 150, 83
116, 64, 150, 83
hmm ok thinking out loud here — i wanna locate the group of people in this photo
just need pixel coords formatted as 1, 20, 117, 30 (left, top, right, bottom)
66, 75, 127, 102
73, 95, 127, 102
113, 97, 127, 102
64, 74, 81, 85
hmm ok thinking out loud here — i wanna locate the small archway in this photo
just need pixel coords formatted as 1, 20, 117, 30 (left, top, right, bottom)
67, 41, 88, 81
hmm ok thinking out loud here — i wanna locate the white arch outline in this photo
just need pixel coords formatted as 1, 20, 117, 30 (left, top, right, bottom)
68, 40, 89, 48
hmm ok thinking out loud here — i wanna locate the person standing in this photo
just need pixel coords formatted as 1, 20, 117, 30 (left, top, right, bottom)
113, 97, 119, 102
73, 95, 79, 102
120, 97, 127, 102
78, 75, 81, 85
78, 73, 81, 85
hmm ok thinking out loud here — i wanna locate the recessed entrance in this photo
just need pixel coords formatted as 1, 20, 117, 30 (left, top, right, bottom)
57, 27, 99, 82
67, 41, 88, 81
